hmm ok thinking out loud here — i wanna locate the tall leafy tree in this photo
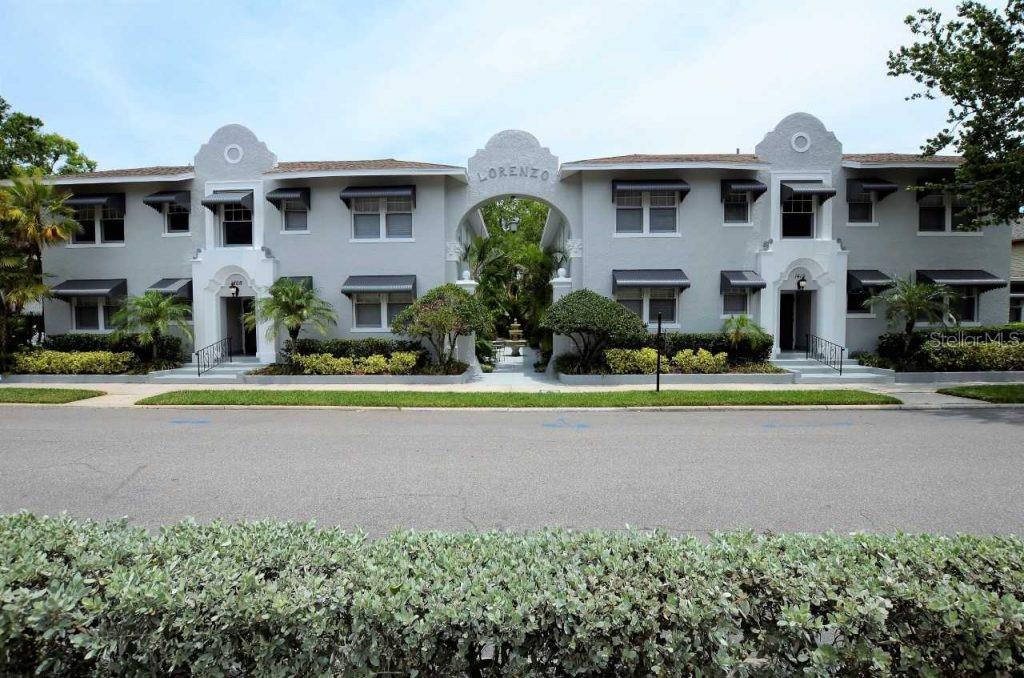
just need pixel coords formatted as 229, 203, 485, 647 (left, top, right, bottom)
0, 169, 80, 276
0, 230, 47, 369
0, 97, 96, 177
242, 278, 337, 343
888, 1, 1024, 227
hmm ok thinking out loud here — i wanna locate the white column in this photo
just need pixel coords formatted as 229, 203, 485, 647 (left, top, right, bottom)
454, 273, 482, 373
547, 268, 574, 375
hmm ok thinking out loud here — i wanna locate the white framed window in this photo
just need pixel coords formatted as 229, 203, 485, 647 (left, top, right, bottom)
723, 190, 750, 224
70, 205, 125, 245
847, 191, 875, 224
614, 190, 678, 235
918, 192, 979, 234
781, 194, 815, 238
281, 199, 308, 233
615, 287, 678, 325
352, 292, 414, 330
917, 291, 979, 324
846, 289, 873, 315
722, 291, 750, 316
71, 297, 120, 332
221, 204, 253, 246
164, 204, 190, 235
351, 196, 414, 240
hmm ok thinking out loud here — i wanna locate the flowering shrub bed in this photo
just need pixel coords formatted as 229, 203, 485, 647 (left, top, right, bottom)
2, 514, 1023, 675
12, 350, 135, 374
291, 351, 420, 375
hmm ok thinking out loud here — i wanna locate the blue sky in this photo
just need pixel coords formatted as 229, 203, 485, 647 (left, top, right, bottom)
0, 0, 972, 170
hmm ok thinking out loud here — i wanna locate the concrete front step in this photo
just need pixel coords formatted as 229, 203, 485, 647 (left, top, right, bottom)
148, 361, 269, 383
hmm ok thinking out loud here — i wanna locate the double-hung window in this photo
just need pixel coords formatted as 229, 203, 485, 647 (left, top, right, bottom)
723, 190, 750, 223
221, 204, 253, 246
615, 190, 678, 235
72, 297, 120, 332
281, 199, 308, 232
71, 205, 125, 244
917, 290, 979, 324
723, 290, 750, 316
164, 204, 190, 234
846, 289, 873, 315
615, 288, 678, 325
352, 196, 413, 240
781, 195, 815, 238
918, 192, 978, 233
847, 190, 874, 224
352, 292, 413, 330
1011, 296, 1023, 323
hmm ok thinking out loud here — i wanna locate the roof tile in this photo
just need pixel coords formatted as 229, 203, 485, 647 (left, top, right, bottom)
564, 153, 760, 166
54, 165, 193, 179
842, 153, 963, 164
266, 159, 463, 173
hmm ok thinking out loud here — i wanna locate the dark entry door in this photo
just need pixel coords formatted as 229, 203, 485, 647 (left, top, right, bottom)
779, 293, 795, 350
241, 298, 257, 356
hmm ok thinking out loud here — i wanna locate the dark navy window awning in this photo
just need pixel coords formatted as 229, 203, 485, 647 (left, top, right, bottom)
780, 181, 836, 202
65, 193, 125, 211
341, 275, 416, 295
611, 180, 690, 202
612, 269, 690, 291
720, 179, 767, 202
143, 190, 190, 212
200, 190, 254, 212
340, 186, 415, 207
847, 178, 898, 202
720, 270, 766, 294
917, 269, 1007, 291
266, 187, 310, 209
52, 278, 127, 299
148, 278, 192, 298
847, 270, 893, 292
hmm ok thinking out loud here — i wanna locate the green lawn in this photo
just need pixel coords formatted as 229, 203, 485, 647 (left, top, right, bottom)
137, 389, 900, 408
938, 385, 1024, 403
0, 387, 105, 404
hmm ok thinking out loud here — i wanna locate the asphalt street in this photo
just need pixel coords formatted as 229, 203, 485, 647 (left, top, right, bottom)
1, 405, 1021, 534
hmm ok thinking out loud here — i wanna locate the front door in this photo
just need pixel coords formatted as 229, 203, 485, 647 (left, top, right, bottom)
240, 298, 257, 356
779, 293, 795, 350
779, 291, 813, 351
224, 297, 258, 356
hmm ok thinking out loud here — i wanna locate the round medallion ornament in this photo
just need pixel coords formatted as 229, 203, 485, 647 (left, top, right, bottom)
224, 144, 244, 164
790, 133, 811, 153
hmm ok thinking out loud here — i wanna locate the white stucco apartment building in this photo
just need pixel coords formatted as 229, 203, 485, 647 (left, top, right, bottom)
38, 113, 1012, 362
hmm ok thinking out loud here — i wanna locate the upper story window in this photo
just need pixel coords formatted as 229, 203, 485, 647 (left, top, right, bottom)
281, 199, 308, 232
71, 205, 125, 245
918, 191, 976, 233
352, 196, 413, 240
221, 204, 253, 246
165, 204, 190, 234
614, 190, 678, 235
723, 191, 750, 223
781, 194, 815, 238
847, 190, 874, 223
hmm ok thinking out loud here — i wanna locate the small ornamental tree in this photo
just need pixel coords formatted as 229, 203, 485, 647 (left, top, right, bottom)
110, 291, 193, 363
540, 289, 647, 371
866, 277, 953, 357
391, 284, 492, 366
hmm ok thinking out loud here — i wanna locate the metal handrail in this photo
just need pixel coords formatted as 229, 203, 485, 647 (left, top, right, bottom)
193, 337, 232, 377
805, 333, 845, 375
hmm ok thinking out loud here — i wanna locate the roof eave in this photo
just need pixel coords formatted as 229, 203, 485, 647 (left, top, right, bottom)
559, 161, 768, 178
841, 160, 962, 169
36, 173, 195, 186
263, 167, 469, 182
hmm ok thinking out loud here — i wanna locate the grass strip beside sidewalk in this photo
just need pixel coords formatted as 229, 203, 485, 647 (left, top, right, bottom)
0, 387, 105, 404
137, 389, 900, 408
938, 385, 1024, 403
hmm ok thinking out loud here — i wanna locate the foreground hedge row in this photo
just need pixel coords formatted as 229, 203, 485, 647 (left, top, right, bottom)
2, 515, 1024, 675
12, 349, 135, 374
42, 333, 184, 362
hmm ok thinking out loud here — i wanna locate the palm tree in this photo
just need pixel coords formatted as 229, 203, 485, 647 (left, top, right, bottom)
111, 291, 193, 363
865, 277, 953, 355
242, 278, 337, 344
0, 169, 80, 276
461, 234, 505, 280
0, 230, 49, 369
720, 314, 769, 349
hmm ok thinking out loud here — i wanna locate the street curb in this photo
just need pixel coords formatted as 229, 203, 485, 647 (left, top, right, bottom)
123, 402, 1024, 412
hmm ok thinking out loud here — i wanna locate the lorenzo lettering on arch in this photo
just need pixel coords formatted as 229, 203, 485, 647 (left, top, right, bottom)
475, 165, 552, 183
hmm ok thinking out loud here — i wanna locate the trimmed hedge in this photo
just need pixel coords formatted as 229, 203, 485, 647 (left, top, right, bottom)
923, 340, 1024, 371
2, 515, 1024, 675
12, 350, 135, 374
291, 351, 419, 375
290, 337, 425, 360
618, 331, 773, 366
876, 323, 1024, 361
42, 333, 184, 362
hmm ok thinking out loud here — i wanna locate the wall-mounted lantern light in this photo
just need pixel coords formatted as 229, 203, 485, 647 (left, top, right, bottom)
796, 273, 807, 290
229, 282, 240, 298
